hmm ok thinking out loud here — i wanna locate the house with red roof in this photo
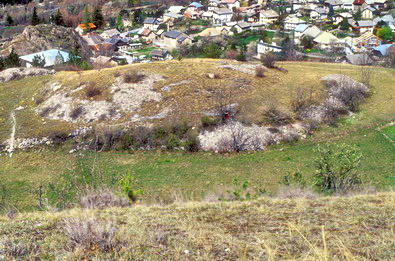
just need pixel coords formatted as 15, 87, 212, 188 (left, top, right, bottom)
75, 23, 96, 35
353, 0, 367, 11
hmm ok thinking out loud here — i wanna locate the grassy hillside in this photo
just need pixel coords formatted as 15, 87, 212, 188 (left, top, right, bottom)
1, 192, 394, 259
0, 60, 394, 212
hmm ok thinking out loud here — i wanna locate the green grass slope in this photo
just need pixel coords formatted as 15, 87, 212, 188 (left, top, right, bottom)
1, 192, 394, 260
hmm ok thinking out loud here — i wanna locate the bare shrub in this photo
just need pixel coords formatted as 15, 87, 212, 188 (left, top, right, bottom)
113, 71, 121, 78
39, 104, 60, 117
261, 52, 277, 68
85, 83, 102, 98
282, 132, 300, 143
216, 123, 258, 152
277, 186, 317, 200
48, 130, 70, 145
123, 71, 145, 83
291, 87, 318, 116
70, 106, 85, 120
255, 66, 266, 78
262, 102, 292, 126
79, 189, 130, 209
0, 239, 39, 258
63, 218, 118, 252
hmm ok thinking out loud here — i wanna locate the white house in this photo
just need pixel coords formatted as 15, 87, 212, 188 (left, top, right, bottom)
19, 49, 71, 68
143, 17, 160, 31
220, 0, 241, 9
313, 32, 339, 49
212, 8, 233, 25
284, 15, 307, 30
257, 40, 283, 59
100, 29, 121, 39
361, 6, 375, 19
259, 9, 279, 24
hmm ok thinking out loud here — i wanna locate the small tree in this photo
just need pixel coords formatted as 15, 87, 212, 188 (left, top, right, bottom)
6, 14, 13, 25
313, 143, 363, 194
5, 49, 20, 68
31, 7, 40, 26
353, 8, 362, 21
83, 6, 91, 24
92, 7, 104, 29
53, 9, 64, 26
301, 36, 314, 49
31, 55, 46, 67
377, 26, 393, 42
116, 14, 124, 31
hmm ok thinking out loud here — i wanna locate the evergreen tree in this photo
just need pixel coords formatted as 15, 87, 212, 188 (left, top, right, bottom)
92, 7, 104, 29
5, 49, 20, 68
353, 8, 362, 21
340, 18, 350, 31
53, 9, 64, 26
117, 14, 124, 31
31, 55, 46, 67
6, 14, 13, 25
31, 7, 40, 26
83, 6, 91, 24
0, 57, 5, 71
377, 26, 393, 42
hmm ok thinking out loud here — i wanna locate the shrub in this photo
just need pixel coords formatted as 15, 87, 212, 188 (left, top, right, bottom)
290, 87, 317, 115
262, 106, 292, 126
70, 106, 85, 120
0, 240, 39, 258
79, 189, 130, 209
201, 116, 220, 129
261, 52, 277, 68
255, 66, 265, 78
85, 83, 102, 98
123, 71, 145, 83
119, 172, 142, 204
48, 130, 70, 145
165, 134, 181, 150
313, 143, 363, 194
184, 133, 200, 152
63, 218, 118, 252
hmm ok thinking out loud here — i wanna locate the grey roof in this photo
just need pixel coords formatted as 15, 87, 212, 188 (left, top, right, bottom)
150, 49, 168, 57
177, 36, 187, 43
357, 20, 374, 27
236, 21, 251, 29
144, 17, 158, 24
214, 8, 233, 15
164, 30, 182, 39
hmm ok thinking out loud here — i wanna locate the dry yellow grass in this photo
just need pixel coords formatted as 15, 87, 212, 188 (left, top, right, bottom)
1, 192, 394, 259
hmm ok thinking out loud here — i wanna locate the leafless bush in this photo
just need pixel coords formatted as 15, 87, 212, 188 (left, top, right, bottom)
63, 218, 118, 252
262, 104, 292, 126
276, 186, 317, 200
79, 189, 130, 209
85, 83, 102, 98
255, 66, 266, 78
282, 132, 300, 143
291, 87, 318, 116
48, 130, 70, 145
0, 239, 39, 258
70, 106, 85, 120
123, 71, 145, 83
216, 123, 260, 152
113, 71, 121, 78
39, 104, 60, 117
359, 66, 374, 88
261, 52, 277, 68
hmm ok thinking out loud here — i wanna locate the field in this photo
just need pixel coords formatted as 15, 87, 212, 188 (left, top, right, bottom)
1, 192, 394, 259
0, 60, 394, 212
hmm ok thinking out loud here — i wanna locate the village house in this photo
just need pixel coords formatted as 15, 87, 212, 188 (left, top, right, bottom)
366, 0, 387, 10
257, 41, 283, 58
303, 25, 322, 39
259, 9, 279, 24
100, 29, 121, 39
361, 6, 375, 20
353, 20, 375, 33
143, 18, 161, 31
284, 15, 307, 31
340, 0, 354, 10
75, 23, 96, 35
19, 49, 70, 68
232, 21, 251, 33
353, 0, 367, 11
163, 30, 192, 50
150, 49, 170, 60
313, 31, 340, 49
139, 28, 156, 42
212, 8, 233, 25
294, 24, 310, 44
82, 34, 106, 52
220, 0, 241, 10
335, 12, 353, 24
208, 0, 221, 10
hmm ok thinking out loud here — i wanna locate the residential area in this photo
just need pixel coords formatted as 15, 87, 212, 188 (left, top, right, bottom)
0, 0, 394, 68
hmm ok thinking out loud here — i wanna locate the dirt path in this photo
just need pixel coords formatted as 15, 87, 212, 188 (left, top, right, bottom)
7, 110, 16, 157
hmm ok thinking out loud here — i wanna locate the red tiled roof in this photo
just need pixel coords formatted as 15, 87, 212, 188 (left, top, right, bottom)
353, 0, 365, 5
77, 23, 96, 30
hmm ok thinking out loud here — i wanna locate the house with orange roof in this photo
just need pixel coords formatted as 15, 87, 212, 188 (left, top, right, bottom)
75, 23, 97, 35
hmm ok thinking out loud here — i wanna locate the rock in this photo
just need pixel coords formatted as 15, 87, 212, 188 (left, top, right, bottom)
207, 73, 216, 79
0, 67, 55, 83
1, 24, 92, 58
